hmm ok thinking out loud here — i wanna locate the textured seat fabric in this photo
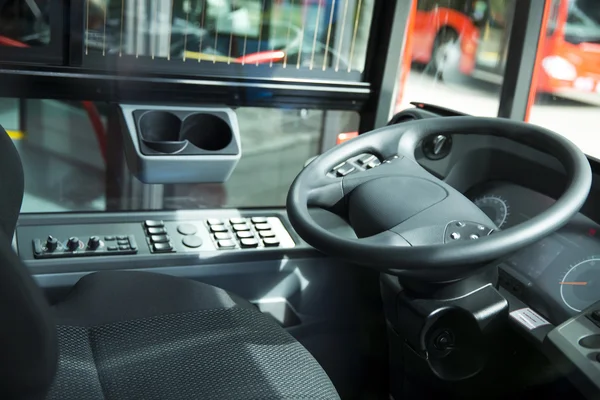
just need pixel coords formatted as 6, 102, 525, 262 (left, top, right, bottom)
0, 126, 338, 400
45, 271, 340, 400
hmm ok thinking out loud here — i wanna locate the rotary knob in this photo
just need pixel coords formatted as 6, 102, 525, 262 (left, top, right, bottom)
87, 236, 101, 250
67, 237, 81, 251
45, 236, 58, 252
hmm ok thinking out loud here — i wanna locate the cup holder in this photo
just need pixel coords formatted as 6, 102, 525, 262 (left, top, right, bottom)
139, 111, 187, 154
181, 113, 233, 151
121, 104, 241, 183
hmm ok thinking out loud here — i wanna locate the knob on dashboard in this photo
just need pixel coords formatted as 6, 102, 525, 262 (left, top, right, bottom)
87, 236, 101, 250
67, 237, 81, 251
46, 236, 58, 251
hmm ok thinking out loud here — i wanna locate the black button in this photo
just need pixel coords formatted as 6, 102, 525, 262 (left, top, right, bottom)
210, 225, 228, 233
147, 227, 166, 235
236, 231, 254, 239
151, 235, 170, 243
240, 238, 259, 248
153, 242, 173, 253
259, 231, 276, 238
254, 223, 271, 231
263, 237, 280, 247
117, 235, 128, 240
251, 217, 268, 224
335, 164, 355, 177
182, 235, 203, 248
107, 245, 118, 251
145, 220, 164, 228
67, 237, 81, 251
104, 236, 116, 241
207, 219, 222, 226
230, 218, 246, 225
119, 245, 130, 251
177, 223, 197, 236
357, 154, 375, 165
232, 224, 250, 231
46, 236, 59, 252
214, 232, 232, 240
87, 236, 101, 250
117, 239, 129, 246
217, 239, 236, 249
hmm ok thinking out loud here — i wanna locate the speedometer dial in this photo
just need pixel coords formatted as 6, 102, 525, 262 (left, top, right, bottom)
473, 195, 510, 228
560, 257, 600, 312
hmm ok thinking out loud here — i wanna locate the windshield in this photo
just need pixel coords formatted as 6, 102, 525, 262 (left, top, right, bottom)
402, 0, 600, 160
565, 0, 600, 44
572, 0, 600, 25
1, 0, 600, 214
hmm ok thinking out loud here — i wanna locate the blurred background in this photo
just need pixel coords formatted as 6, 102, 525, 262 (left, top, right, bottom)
0, 0, 599, 213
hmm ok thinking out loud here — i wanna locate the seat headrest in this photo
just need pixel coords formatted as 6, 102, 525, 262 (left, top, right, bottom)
0, 125, 24, 239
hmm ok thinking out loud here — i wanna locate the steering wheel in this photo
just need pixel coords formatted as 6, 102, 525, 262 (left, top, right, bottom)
287, 117, 592, 281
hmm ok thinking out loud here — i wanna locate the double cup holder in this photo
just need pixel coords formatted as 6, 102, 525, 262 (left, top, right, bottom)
119, 105, 241, 183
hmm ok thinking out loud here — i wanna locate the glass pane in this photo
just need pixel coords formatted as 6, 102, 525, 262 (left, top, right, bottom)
5, 99, 357, 213
84, 0, 374, 75
529, 0, 600, 159
0, 0, 51, 47
398, 0, 515, 116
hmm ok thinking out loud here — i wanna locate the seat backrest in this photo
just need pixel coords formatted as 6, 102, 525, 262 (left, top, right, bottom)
0, 126, 58, 399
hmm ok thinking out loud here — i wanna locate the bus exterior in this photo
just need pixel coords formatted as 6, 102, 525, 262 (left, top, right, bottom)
410, 0, 600, 104
411, 0, 482, 76
538, 0, 600, 103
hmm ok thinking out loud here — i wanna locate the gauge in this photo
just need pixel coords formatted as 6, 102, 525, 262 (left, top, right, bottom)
473, 195, 510, 228
560, 257, 600, 312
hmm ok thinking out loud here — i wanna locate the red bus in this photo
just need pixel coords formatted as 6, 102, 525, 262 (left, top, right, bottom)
411, 0, 600, 103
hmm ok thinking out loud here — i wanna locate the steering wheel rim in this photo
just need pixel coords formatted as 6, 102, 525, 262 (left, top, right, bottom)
287, 117, 592, 281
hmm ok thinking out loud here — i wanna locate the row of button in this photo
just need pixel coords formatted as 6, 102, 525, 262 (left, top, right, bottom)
331, 154, 382, 177
144, 220, 175, 253
104, 235, 138, 251
207, 217, 280, 249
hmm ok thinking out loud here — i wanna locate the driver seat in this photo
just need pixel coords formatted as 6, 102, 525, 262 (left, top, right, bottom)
0, 127, 339, 399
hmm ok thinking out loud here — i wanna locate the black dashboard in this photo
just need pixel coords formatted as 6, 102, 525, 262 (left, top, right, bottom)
468, 181, 600, 325
403, 103, 600, 327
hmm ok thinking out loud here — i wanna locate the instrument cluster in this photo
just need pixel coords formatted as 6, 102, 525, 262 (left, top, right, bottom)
468, 181, 600, 324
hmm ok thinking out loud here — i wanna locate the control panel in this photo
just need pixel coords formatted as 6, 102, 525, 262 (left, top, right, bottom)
545, 300, 600, 399
28, 214, 295, 260
33, 234, 138, 259
328, 153, 383, 177
443, 221, 494, 243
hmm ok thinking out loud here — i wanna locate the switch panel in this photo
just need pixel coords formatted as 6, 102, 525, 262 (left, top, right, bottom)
33, 234, 138, 259
24, 213, 295, 260
204, 216, 294, 250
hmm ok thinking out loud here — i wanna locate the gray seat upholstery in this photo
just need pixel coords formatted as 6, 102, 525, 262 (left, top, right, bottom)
0, 126, 339, 399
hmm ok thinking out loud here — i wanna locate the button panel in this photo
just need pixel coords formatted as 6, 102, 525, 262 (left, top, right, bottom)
328, 153, 383, 177
444, 221, 494, 243
205, 216, 294, 250
30, 215, 294, 258
33, 234, 138, 259
142, 221, 175, 253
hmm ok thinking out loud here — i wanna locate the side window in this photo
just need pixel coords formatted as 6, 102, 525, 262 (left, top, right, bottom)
567, 10, 585, 26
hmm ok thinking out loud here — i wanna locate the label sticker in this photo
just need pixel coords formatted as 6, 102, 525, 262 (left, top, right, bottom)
510, 308, 550, 330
